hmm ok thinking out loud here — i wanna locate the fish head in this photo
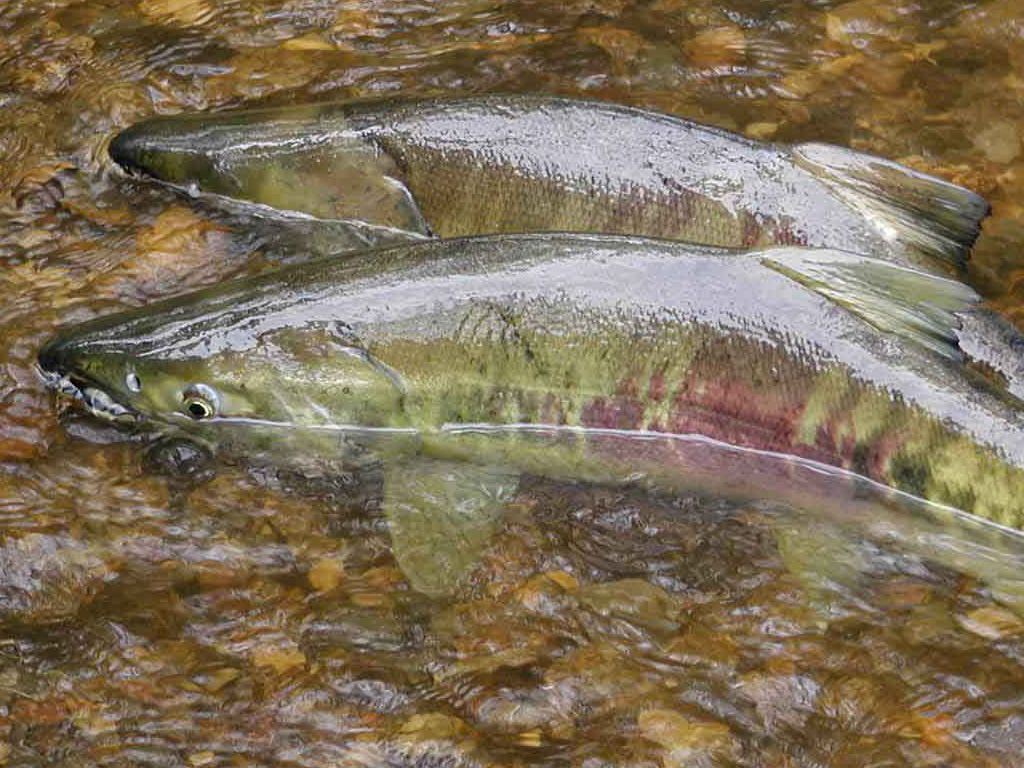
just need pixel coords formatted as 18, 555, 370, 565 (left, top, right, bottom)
38, 320, 257, 433
108, 115, 227, 194
106, 106, 434, 232
107, 106, 336, 200
38, 288, 409, 450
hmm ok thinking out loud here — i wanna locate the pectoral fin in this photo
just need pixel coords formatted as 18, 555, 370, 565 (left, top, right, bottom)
226, 203, 431, 260
384, 460, 519, 598
774, 522, 872, 622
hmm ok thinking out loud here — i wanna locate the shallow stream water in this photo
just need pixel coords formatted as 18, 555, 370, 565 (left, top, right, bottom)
4, 0, 1024, 765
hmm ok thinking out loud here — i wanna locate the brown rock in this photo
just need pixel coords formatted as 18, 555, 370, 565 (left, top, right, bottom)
138, 0, 213, 26
956, 605, 1024, 639
577, 25, 645, 75
250, 644, 306, 673
637, 709, 739, 766
683, 26, 746, 69
399, 712, 470, 741
282, 34, 335, 52
974, 121, 1022, 164
740, 669, 820, 730
309, 557, 345, 592
881, 579, 934, 609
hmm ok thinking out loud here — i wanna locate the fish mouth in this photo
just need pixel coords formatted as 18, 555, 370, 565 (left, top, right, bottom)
107, 130, 148, 178
109, 149, 154, 182
38, 366, 140, 428
115, 159, 149, 179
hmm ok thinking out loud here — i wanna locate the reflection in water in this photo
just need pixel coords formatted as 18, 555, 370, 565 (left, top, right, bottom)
3, 0, 1024, 765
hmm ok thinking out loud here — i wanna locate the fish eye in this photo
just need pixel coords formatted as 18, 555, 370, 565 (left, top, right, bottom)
184, 398, 213, 420
182, 383, 219, 420
125, 371, 141, 393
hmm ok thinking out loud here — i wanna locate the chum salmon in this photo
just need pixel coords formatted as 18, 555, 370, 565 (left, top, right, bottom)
108, 95, 988, 275
37, 234, 1024, 533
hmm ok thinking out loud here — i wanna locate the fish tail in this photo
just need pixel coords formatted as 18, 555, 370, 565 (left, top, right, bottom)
954, 308, 1024, 402
761, 247, 980, 361
792, 143, 989, 272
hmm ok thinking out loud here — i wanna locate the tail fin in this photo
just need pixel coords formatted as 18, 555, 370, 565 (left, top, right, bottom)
955, 310, 1024, 402
793, 143, 989, 272
761, 247, 980, 361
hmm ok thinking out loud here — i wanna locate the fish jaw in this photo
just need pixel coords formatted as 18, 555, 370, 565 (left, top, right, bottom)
37, 337, 141, 428
37, 328, 422, 470
37, 327, 204, 432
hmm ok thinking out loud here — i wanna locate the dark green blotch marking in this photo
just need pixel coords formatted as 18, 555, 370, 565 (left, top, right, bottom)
887, 452, 930, 500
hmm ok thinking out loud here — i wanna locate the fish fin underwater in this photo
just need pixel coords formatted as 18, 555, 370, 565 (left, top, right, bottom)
197, 192, 432, 259
384, 459, 518, 598
792, 143, 989, 272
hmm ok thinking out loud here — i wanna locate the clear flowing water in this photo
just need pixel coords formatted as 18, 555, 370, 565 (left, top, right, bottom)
3, 0, 1024, 765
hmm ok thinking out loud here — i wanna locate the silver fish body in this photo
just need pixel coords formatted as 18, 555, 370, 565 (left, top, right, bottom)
37, 234, 1024, 529
108, 95, 988, 274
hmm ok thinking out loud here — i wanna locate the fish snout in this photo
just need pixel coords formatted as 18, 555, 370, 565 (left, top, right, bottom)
108, 125, 152, 177
108, 121, 201, 185
38, 334, 71, 378
37, 337, 139, 426
37, 335, 88, 405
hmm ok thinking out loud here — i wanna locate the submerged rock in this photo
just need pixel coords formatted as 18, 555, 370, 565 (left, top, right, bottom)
0, 533, 113, 623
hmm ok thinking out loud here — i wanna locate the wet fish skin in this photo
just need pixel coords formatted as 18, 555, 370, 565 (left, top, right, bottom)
38, 234, 1024, 529
108, 95, 987, 273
